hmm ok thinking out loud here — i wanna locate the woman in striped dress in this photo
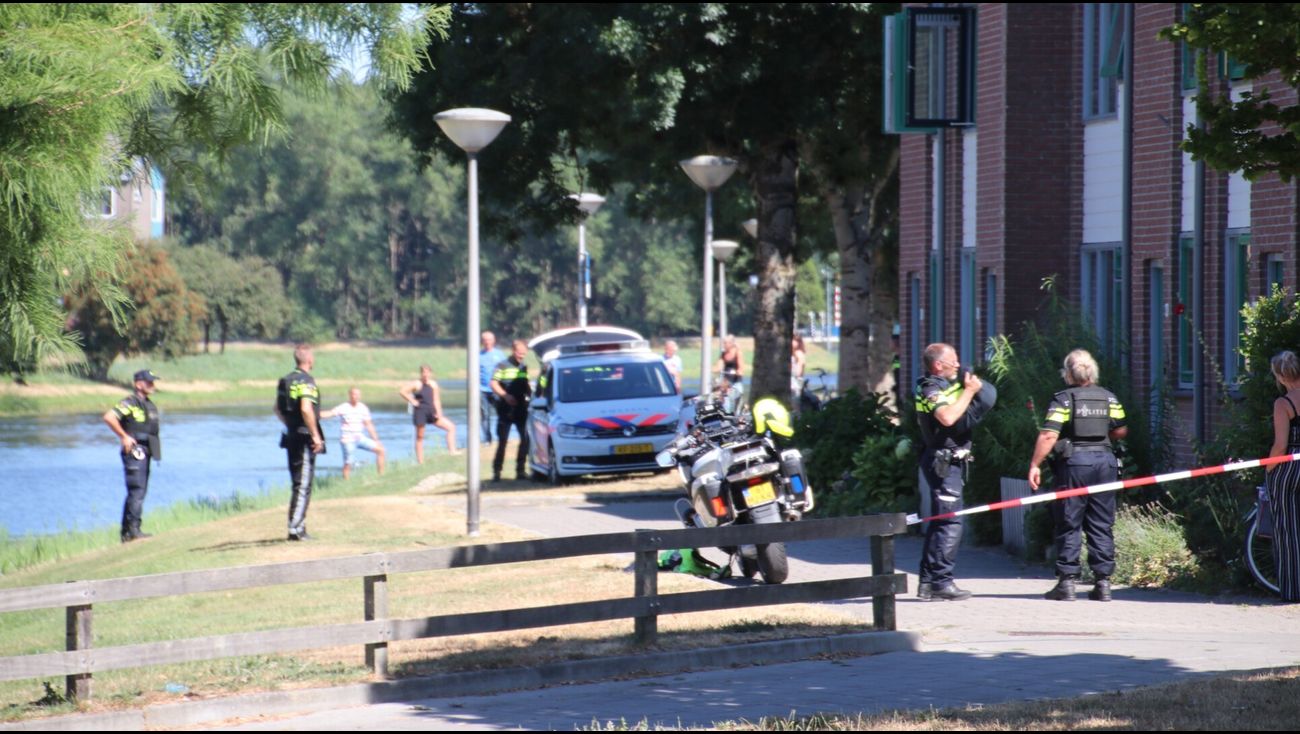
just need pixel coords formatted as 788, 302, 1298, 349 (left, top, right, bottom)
1266, 350, 1300, 602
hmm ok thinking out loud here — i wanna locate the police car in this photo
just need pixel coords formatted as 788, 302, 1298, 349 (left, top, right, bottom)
526, 327, 681, 484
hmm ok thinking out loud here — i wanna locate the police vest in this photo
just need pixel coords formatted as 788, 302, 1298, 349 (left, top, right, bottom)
1060, 386, 1113, 447
115, 394, 160, 441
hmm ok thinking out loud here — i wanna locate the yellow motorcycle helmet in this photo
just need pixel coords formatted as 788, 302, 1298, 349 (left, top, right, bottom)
752, 397, 794, 437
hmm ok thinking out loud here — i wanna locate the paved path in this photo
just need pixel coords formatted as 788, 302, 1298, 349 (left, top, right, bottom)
224, 491, 1300, 730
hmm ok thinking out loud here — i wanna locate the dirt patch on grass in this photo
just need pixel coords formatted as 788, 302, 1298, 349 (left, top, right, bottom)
0, 382, 121, 398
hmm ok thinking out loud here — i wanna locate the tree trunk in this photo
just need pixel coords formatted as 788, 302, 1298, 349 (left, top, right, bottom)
748, 140, 800, 404
203, 322, 210, 354
218, 314, 228, 355
822, 148, 899, 402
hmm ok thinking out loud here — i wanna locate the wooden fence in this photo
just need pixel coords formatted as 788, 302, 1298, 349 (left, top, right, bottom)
0, 514, 908, 701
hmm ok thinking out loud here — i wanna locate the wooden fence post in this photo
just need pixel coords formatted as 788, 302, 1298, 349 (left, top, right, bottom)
364, 574, 388, 677
65, 604, 92, 701
871, 534, 897, 631
633, 529, 660, 645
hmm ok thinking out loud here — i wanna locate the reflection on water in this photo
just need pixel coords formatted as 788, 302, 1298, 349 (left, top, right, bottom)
0, 395, 471, 537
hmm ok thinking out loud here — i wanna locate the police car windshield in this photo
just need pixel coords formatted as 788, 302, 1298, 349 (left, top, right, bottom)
557, 362, 675, 403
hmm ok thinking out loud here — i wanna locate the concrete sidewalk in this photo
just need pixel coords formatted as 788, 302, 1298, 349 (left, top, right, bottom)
205, 492, 1300, 730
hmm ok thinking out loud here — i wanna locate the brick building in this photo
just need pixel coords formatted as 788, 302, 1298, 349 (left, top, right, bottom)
895, 3, 1299, 459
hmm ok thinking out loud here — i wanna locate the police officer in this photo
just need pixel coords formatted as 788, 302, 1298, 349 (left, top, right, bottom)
490, 339, 532, 482
275, 344, 325, 541
914, 343, 996, 601
1028, 349, 1127, 602
102, 369, 162, 543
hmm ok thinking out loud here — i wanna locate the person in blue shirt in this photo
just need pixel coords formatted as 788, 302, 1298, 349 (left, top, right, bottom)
480, 330, 505, 445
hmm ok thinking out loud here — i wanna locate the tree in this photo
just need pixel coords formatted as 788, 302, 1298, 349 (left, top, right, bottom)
170, 244, 290, 352
391, 4, 899, 400
0, 4, 446, 371
66, 246, 206, 381
1164, 4, 1300, 180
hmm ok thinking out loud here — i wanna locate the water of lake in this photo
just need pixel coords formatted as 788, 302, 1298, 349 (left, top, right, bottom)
0, 394, 473, 537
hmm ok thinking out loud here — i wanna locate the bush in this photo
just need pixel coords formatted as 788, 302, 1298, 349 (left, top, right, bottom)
818, 433, 918, 516
1084, 505, 1201, 588
794, 389, 897, 493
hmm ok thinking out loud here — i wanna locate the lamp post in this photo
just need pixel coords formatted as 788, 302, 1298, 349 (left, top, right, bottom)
710, 240, 739, 340
569, 193, 605, 327
434, 107, 510, 537
679, 156, 737, 396
821, 266, 835, 354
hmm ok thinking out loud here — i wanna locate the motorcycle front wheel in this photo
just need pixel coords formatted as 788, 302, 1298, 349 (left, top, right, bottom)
757, 542, 788, 584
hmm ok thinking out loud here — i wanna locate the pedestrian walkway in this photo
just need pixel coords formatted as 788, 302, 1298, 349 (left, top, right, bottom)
227, 494, 1300, 729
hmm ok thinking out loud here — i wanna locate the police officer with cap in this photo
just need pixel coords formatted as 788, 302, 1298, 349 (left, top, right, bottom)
102, 369, 162, 543
914, 343, 997, 601
1028, 349, 1127, 602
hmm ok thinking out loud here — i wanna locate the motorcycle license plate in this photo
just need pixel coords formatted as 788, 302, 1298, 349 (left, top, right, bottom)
744, 481, 776, 506
613, 443, 653, 455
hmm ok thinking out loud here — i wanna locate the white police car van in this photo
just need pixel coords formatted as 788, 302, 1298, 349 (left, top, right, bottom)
526, 327, 681, 484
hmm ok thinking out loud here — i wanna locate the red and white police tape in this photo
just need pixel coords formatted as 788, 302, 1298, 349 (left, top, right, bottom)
904, 451, 1300, 526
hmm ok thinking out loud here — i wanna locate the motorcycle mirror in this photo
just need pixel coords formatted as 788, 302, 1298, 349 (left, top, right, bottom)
655, 449, 676, 468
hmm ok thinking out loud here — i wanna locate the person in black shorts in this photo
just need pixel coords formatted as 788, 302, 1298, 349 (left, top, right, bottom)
400, 365, 459, 464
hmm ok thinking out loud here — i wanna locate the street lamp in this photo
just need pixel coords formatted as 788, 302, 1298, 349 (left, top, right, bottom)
679, 155, 737, 396
435, 107, 510, 537
741, 218, 757, 239
569, 192, 605, 327
821, 266, 835, 354
710, 240, 739, 339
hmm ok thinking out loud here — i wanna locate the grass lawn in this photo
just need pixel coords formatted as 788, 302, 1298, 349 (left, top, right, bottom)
0, 445, 865, 723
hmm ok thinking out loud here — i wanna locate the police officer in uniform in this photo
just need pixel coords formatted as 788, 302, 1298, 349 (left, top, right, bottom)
490, 339, 532, 482
914, 343, 997, 601
1028, 349, 1127, 602
103, 369, 162, 543
275, 344, 325, 541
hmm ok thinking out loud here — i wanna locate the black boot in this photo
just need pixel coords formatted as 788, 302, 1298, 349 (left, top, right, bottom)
1044, 576, 1077, 601
1089, 577, 1112, 602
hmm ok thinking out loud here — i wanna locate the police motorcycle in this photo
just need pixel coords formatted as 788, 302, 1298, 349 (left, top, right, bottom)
656, 396, 813, 584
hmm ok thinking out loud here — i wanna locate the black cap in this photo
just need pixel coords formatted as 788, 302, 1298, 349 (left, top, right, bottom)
133, 369, 159, 383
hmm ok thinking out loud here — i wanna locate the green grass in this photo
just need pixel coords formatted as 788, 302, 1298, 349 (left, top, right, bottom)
3, 339, 840, 417
0, 456, 461, 576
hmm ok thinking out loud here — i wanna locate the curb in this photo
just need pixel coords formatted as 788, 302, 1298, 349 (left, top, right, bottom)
2, 631, 919, 731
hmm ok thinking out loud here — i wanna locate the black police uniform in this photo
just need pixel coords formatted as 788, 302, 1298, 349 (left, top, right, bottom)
491, 356, 531, 480
915, 373, 997, 592
1041, 386, 1127, 580
111, 391, 160, 542
277, 368, 322, 539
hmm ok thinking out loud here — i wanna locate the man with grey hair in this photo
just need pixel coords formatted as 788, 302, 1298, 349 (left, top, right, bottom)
914, 342, 996, 601
663, 340, 682, 392
1028, 349, 1128, 601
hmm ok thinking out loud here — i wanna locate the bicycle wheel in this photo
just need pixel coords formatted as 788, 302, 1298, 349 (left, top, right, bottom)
1245, 509, 1281, 594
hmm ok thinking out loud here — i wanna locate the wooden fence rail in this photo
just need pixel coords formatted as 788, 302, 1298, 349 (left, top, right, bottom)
0, 514, 908, 701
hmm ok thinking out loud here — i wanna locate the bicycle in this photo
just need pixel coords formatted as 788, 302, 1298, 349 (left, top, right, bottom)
1244, 484, 1280, 594
797, 367, 836, 413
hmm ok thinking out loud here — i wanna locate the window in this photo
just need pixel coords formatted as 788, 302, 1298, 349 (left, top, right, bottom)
1148, 264, 1165, 428
910, 274, 922, 385
1084, 4, 1124, 119
1081, 243, 1124, 355
557, 363, 674, 404
983, 270, 997, 361
929, 250, 943, 343
1224, 231, 1250, 383
1265, 253, 1285, 295
960, 249, 976, 367
99, 188, 116, 218
1177, 235, 1194, 388
883, 8, 974, 133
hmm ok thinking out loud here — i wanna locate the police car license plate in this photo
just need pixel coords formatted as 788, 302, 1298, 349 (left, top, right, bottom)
613, 443, 653, 455
744, 481, 776, 505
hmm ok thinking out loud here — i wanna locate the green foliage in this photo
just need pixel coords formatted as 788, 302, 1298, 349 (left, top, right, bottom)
1173, 287, 1300, 569
66, 246, 206, 381
794, 389, 910, 516
1106, 505, 1202, 588
1162, 4, 1300, 181
0, 3, 446, 375
170, 243, 290, 350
